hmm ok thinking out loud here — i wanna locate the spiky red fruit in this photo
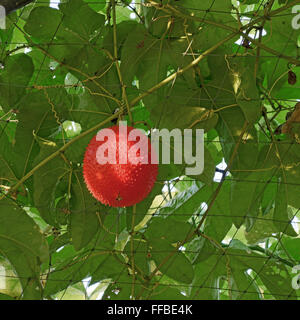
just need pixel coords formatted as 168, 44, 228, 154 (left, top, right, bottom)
83, 124, 158, 207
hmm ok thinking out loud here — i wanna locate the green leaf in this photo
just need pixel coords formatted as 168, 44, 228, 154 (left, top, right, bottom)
121, 25, 218, 131
33, 138, 69, 225
150, 239, 194, 284
193, 246, 297, 300
44, 251, 107, 296
278, 144, 300, 209
0, 0, 299, 300
103, 20, 138, 57
70, 172, 100, 250
155, 181, 202, 221
0, 54, 34, 112
124, 237, 150, 276
142, 0, 196, 38
47, 244, 76, 268
240, 0, 260, 3
59, 0, 105, 40
90, 254, 126, 285
102, 271, 144, 300
0, 132, 18, 183
49, 232, 72, 254
202, 182, 233, 243
230, 172, 260, 229
227, 247, 297, 300
94, 209, 128, 249
146, 216, 194, 243
274, 180, 297, 237
261, 7, 299, 94
84, 0, 106, 11
24, 7, 63, 41
230, 270, 261, 300
227, 56, 261, 124
245, 210, 279, 245
191, 255, 224, 299
0, 198, 49, 299
181, 0, 235, 26
0, 293, 15, 300
150, 83, 219, 131
14, 91, 62, 179
215, 102, 259, 173
149, 287, 188, 300
28, 49, 67, 87
204, 53, 260, 172
126, 182, 162, 230
279, 237, 300, 262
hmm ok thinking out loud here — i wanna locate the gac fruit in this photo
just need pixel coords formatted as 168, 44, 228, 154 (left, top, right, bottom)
83, 124, 158, 207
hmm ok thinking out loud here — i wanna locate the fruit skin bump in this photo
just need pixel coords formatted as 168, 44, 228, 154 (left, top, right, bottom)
83, 124, 158, 207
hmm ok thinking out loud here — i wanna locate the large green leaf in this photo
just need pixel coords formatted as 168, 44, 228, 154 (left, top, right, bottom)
44, 251, 107, 296
124, 237, 150, 276
126, 182, 162, 230
155, 181, 203, 221
0, 54, 34, 112
59, 0, 105, 40
193, 246, 297, 300
146, 216, 194, 243
0, 198, 48, 299
33, 138, 69, 225
70, 172, 100, 250
227, 56, 261, 124
274, 180, 298, 237
150, 239, 194, 284
24, 7, 63, 41
0, 132, 18, 183
202, 182, 233, 243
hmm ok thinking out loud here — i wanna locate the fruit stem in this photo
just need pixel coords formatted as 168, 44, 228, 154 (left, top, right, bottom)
130, 204, 137, 299
111, 0, 133, 125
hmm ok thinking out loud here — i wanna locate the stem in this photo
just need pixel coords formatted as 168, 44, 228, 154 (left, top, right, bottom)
0, 110, 122, 201
130, 204, 136, 299
167, 181, 173, 200
112, 0, 133, 124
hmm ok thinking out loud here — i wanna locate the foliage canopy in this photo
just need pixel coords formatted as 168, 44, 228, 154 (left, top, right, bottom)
0, 0, 300, 300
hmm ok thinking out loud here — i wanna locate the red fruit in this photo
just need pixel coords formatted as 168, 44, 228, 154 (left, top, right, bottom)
83, 124, 158, 207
